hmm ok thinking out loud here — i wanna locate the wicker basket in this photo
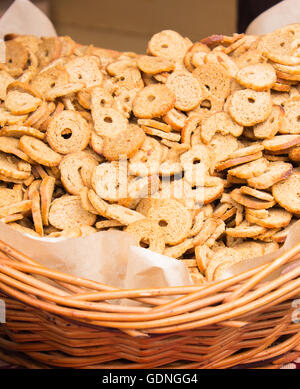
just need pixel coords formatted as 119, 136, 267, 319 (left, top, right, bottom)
0, 238, 300, 369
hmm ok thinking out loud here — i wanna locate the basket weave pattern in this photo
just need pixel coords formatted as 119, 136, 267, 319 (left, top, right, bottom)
1, 239, 300, 369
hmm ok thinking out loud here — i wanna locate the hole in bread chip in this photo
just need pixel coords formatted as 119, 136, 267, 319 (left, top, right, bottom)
50, 82, 56, 88
61, 128, 72, 139
139, 239, 150, 248
280, 42, 285, 47
204, 84, 210, 91
147, 95, 156, 102
297, 115, 300, 122
200, 99, 211, 110
248, 98, 255, 104
159, 220, 168, 227
104, 116, 113, 123
192, 158, 201, 165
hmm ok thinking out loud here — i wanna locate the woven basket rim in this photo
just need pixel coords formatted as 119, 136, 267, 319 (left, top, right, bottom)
0, 238, 300, 333
1, 238, 300, 369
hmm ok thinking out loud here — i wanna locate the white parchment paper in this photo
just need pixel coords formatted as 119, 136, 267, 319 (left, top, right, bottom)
0, 0, 56, 39
246, 0, 300, 35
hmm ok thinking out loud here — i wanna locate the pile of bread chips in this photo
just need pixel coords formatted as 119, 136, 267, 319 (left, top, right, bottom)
0, 25, 299, 284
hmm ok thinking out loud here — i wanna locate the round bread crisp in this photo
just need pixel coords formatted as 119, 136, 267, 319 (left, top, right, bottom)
201, 111, 243, 144
45, 82, 84, 101
65, 55, 103, 88
205, 247, 241, 281
137, 55, 175, 74
91, 105, 128, 138
5, 40, 29, 76
212, 241, 279, 281
207, 133, 239, 166
111, 67, 144, 90
236, 63, 276, 91
77, 86, 114, 109
24, 101, 50, 128
163, 108, 187, 130
119, 175, 160, 209
113, 87, 138, 119
147, 30, 189, 60
125, 218, 165, 254
0, 136, 33, 162
227, 157, 269, 179
0, 187, 23, 208
143, 198, 193, 245
0, 70, 14, 100
253, 105, 284, 139
272, 170, 300, 215
247, 161, 293, 189
102, 124, 146, 161
194, 183, 224, 205
195, 95, 225, 120
48, 195, 96, 230
263, 134, 300, 151
260, 24, 300, 65
106, 58, 135, 76
138, 118, 171, 133
240, 186, 274, 202
226, 223, 266, 238
280, 97, 300, 134
132, 84, 175, 118
181, 114, 202, 145
180, 145, 211, 186
90, 131, 104, 155
30, 190, 44, 237
0, 106, 28, 127
47, 110, 91, 154
40, 176, 56, 226
5, 83, 42, 115
165, 71, 203, 111
245, 208, 292, 228
19, 135, 62, 167
229, 89, 272, 126
31, 66, 69, 97
184, 42, 210, 72
216, 151, 263, 171
193, 63, 231, 100
289, 146, 300, 161
36, 37, 61, 68
235, 49, 266, 69
228, 144, 264, 159
230, 188, 276, 209
129, 136, 162, 176
91, 161, 121, 202
60, 152, 98, 195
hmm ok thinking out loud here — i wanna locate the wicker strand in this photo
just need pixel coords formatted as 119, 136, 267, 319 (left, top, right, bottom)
225, 243, 300, 303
